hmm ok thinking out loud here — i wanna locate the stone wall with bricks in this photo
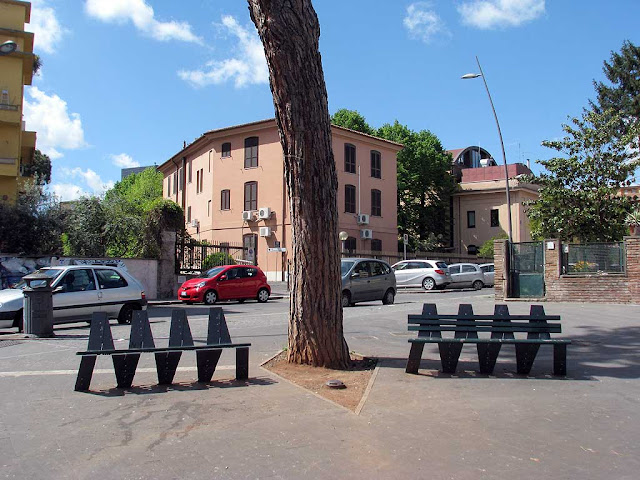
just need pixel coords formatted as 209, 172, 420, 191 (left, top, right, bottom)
495, 236, 640, 304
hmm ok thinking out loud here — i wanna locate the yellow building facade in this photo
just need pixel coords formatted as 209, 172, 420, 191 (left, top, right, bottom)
0, 0, 36, 203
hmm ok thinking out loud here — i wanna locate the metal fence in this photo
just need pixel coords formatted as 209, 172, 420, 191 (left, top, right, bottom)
176, 239, 250, 274
561, 242, 625, 275
340, 250, 491, 266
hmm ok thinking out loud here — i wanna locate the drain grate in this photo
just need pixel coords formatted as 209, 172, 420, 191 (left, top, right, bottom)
0, 340, 24, 348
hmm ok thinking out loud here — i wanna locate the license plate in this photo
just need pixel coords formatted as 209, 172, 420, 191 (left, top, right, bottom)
181, 292, 188, 297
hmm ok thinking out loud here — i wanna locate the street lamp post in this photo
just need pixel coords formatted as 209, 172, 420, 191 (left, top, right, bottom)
462, 56, 513, 244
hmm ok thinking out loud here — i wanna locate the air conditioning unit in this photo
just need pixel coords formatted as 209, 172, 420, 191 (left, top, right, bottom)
258, 207, 272, 219
357, 213, 370, 225
190, 219, 199, 228
242, 210, 254, 221
259, 227, 272, 237
360, 229, 372, 239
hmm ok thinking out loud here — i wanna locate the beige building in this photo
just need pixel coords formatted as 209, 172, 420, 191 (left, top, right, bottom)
158, 119, 402, 280
449, 147, 539, 254
0, 0, 37, 203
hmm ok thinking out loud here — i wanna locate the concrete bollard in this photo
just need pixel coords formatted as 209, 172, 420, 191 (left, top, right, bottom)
22, 272, 54, 337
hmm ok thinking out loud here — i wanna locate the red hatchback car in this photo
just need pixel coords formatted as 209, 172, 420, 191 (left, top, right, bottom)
178, 265, 271, 305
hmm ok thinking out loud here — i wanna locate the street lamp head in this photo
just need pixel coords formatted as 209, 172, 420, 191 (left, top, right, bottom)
339, 231, 349, 241
461, 73, 482, 79
0, 41, 18, 55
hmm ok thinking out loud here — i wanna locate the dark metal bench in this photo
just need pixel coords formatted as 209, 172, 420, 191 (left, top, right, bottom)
405, 304, 570, 376
75, 307, 250, 391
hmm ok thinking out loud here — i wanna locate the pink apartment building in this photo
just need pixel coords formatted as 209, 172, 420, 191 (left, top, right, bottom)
158, 119, 402, 280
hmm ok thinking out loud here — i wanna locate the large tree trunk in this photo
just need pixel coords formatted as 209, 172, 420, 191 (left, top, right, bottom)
248, 0, 350, 368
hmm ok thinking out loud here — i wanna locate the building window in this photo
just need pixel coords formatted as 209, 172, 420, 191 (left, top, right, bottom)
371, 151, 381, 178
172, 172, 178, 194
209, 150, 212, 172
244, 181, 258, 211
188, 161, 192, 183
491, 209, 499, 227
371, 239, 382, 252
467, 210, 476, 228
222, 142, 231, 158
345, 236, 356, 253
178, 167, 183, 191
196, 170, 200, 193
345, 184, 356, 213
208, 200, 211, 217
167, 176, 171, 197
187, 206, 191, 223
244, 137, 258, 168
198, 168, 204, 193
344, 144, 356, 174
221, 189, 230, 210
0, 89, 8, 105
371, 189, 381, 216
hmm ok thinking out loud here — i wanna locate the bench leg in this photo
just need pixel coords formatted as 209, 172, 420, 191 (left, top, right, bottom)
236, 347, 249, 381
515, 344, 540, 375
405, 343, 424, 374
438, 343, 463, 374
553, 343, 567, 376
112, 353, 140, 388
477, 344, 501, 375
74, 356, 97, 392
196, 350, 222, 382
155, 352, 182, 385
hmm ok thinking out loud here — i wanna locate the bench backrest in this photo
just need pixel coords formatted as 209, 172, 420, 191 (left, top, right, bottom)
408, 304, 561, 339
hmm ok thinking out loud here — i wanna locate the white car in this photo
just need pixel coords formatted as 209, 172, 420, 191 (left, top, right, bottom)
479, 263, 495, 287
447, 263, 485, 290
391, 260, 452, 290
0, 265, 147, 331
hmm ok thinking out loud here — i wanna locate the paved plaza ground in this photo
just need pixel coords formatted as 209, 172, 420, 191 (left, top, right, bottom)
1, 289, 639, 479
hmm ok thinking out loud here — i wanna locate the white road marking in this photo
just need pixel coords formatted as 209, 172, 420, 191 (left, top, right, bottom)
0, 366, 234, 378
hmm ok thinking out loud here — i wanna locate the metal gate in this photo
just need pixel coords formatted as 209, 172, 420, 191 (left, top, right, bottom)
510, 241, 545, 298
176, 238, 251, 274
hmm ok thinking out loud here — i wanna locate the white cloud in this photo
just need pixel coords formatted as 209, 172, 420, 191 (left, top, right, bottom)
110, 153, 140, 168
57, 167, 114, 196
84, 0, 202, 44
403, 2, 450, 43
23, 87, 87, 159
178, 15, 268, 88
48, 183, 86, 202
27, 0, 68, 54
458, 0, 545, 29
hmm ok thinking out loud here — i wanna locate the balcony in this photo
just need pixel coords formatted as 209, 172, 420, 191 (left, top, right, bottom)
0, 104, 21, 125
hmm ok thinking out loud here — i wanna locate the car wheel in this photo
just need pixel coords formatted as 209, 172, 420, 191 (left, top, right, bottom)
257, 288, 270, 303
14, 310, 23, 332
118, 304, 136, 324
238, 299, 246, 304
422, 277, 436, 291
382, 289, 395, 305
472, 280, 484, 290
341, 291, 352, 308
204, 290, 217, 305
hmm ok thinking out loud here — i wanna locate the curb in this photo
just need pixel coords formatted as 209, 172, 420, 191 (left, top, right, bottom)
148, 295, 287, 306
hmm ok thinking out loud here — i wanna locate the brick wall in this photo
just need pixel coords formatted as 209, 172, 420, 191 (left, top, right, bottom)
495, 236, 640, 304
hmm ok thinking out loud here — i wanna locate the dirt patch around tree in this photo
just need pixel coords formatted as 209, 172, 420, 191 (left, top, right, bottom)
261, 351, 378, 413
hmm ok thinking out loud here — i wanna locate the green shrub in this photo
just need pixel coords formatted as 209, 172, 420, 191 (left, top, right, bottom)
478, 232, 509, 258
202, 252, 236, 270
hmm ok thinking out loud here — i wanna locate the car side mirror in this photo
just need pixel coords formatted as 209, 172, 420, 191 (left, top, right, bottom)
53, 286, 65, 294
351, 272, 360, 279
218, 275, 227, 281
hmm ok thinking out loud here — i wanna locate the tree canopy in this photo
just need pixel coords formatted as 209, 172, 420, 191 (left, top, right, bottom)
331, 108, 374, 135
526, 108, 639, 242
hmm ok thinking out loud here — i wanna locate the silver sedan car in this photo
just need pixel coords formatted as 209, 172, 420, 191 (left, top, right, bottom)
391, 260, 452, 290
341, 258, 396, 307
447, 263, 485, 290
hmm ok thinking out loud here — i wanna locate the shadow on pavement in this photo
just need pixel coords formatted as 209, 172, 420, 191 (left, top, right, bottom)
81, 376, 278, 397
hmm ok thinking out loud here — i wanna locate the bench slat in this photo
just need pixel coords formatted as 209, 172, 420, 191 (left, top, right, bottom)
409, 325, 561, 333
77, 343, 251, 356
408, 320, 560, 328
408, 314, 560, 322
409, 338, 570, 344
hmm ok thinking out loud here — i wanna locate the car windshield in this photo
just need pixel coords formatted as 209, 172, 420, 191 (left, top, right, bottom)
12, 268, 63, 289
341, 261, 355, 276
199, 266, 226, 278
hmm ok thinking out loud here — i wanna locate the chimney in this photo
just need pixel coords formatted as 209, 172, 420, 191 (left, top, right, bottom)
526, 159, 531, 169
183, 141, 187, 149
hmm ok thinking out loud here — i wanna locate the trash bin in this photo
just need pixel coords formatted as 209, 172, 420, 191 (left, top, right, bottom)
22, 272, 54, 337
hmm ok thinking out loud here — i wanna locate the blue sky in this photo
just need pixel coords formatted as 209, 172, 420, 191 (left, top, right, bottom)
23, 0, 640, 201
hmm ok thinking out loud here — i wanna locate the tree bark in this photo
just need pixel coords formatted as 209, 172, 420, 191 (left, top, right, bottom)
248, 0, 350, 368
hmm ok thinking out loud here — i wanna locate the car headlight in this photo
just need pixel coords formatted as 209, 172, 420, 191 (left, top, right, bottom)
195, 281, 206, 289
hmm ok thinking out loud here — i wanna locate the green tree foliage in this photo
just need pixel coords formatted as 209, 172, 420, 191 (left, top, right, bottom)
376, 121, 456, 249
141, 199, 184, 258
22, 150, 52, 185
592, 40, 640, 132
0, 181, 64, 255
526, 109, 640, 242
63, 197, 107, 257
330, 109, 374, 135
202, 252, 236, 269
478, 232, 508, 258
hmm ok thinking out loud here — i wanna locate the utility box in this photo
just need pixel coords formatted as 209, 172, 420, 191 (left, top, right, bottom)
22, 272, 55, 337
